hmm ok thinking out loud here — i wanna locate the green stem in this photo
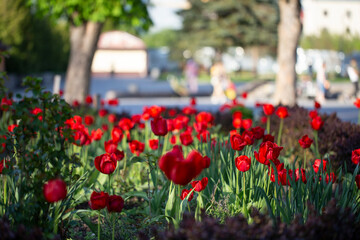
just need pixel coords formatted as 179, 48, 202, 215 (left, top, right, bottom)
177, 184, 181, 222
98, 211, 101, 240
242, 172, 247, 218
314, 130, 320, 158
122, 156, 127, 177
112, 215, 115, 240
3, 176, 7, 215
236, 169, 240, 205
108, 174, 111, 194
162, 134, 169, 155
53, 202, 60, 234
266, 116, 271, 134
303, 150, 307, 169
277, 118, 283, 146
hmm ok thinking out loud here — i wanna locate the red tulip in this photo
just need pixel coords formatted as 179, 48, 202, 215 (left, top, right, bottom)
108, 114, 117, 123
314, 101, 321, 109
0, 135, 6, 153
8, 124, 19, 132
263, 104, 275, 116
325, 172, 337, 184
232, 111, 242, 120
180, 131, 193, 146
235, 155, 251, 172
180, 189, 194, 201
230, 133, 247, 151
352, 149, 360, 165
129, 140, 145, 156
151, 117, 168, 136
203, 156, 211, 168
94, 153, 117, 174
293, 168, 307, 184
309, 110, 318, 119
313, 159, 327, 173
102, 124, 109, 131
254, 141, 283, 165
182, 106, 197, 115
242, 92, 248, 99
232, 118, 242, 129
111, 150, 124, 162
354, 98, 360, 108
108, 98, 119, 106
168, 109, 177, 117
0, 159, 8, 174
197, 130, 210, 143
31, 108, 43, 121
148, 105, 164, 119
311, 116, 324, 130
107, 195, 124, 213
0, 97, 13, 111
241, 119, 252, 130
91, 129, 103, 141
174, 115, 189, 130
251, 127, 265, 140
242, 130, 254, 145
72, 100, 80, 107
105, 139, 118, 154
170, 135, 177, 145
355, 175, 360, 189
84, 115, 94, 125
191, 177, 208, 192
111, 126, 123, 144
158, 146, 206, 185
276, 107, 289, 119
85, 95, 93, 104
99, 109, 108, 117
43, 179, 67, 203
89, 191, 109, 210
74, 128, 91, 146
298, 135, 313, 149
118, 118, 134, 131
196, 112, 214, 126
190, 97, 196, 106
149, 139, 159, 150
263, 134, 275, 143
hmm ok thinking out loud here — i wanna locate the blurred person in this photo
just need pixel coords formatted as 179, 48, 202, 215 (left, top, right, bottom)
347, 58, 359, 98
210, 62, 229, 104
184, 59, 199, 95
316, 62, 329, 104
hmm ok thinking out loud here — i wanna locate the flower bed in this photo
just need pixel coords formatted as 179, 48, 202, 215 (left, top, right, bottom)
0, 78, 360, 240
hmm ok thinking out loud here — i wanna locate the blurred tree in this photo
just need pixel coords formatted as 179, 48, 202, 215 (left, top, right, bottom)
29, 0, 152, 104
274, 0, 302, 106
301, 29, 360, 54
177, 0, 278, 72
0, 0, 69, 74
142, 29, 179, 48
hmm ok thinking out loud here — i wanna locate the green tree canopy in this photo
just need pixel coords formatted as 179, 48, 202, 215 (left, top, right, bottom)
0, 0, 69, 73
177, 0, 278, 53
301, 29, 360, 54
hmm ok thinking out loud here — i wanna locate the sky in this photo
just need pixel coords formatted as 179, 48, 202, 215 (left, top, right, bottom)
148, 0, 189, 32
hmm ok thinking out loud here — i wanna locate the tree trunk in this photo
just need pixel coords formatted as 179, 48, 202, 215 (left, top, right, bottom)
64, 21, 103, 104
273, 0, 302, 106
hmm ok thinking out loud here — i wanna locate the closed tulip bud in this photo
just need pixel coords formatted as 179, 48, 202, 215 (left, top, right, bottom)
107, 195, 124, 213
43, 179, 67, 203
151, 117, 168, 136
89, 191, 109, 210
94, 153, 117, 174
235, 155, 251, 172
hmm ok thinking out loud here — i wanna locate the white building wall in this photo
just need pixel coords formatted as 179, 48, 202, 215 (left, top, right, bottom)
302, 0, 360, 36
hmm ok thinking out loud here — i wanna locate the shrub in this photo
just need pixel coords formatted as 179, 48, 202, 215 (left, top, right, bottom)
267, 106, 360, 172
146, 199, 360, 240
